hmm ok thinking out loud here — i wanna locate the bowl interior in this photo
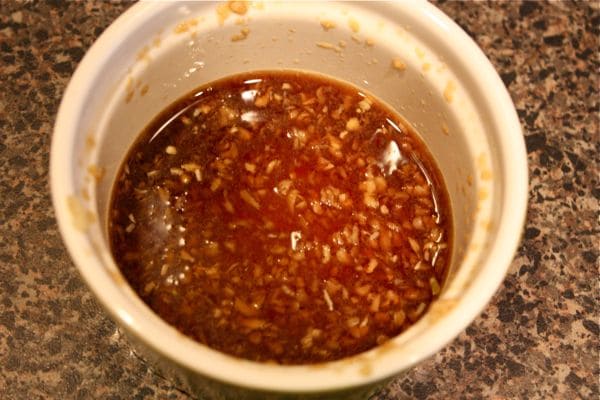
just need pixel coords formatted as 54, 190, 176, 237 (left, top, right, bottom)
52, 1, 525, 393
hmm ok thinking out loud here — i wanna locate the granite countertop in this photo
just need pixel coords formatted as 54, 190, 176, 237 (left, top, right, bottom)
1, 1, 598, 399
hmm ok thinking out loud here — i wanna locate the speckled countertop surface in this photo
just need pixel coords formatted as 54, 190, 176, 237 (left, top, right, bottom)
1, 1, 598, 399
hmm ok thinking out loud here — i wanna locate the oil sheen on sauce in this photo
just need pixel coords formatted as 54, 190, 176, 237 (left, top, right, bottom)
109, 71, 452, 364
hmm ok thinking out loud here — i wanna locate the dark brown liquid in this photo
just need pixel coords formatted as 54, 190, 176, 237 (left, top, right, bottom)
109, 71, 452, 364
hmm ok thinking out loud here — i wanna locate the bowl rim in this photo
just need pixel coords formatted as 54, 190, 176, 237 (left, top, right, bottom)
51, 0, 528, 393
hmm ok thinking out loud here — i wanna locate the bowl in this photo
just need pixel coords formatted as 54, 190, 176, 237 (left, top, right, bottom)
50, 1, 528, 399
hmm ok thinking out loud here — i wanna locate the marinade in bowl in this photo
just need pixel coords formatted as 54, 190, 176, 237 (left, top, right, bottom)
109, 71, 452, 365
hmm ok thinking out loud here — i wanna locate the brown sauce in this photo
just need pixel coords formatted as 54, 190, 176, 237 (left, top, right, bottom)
109, 71, 452, 364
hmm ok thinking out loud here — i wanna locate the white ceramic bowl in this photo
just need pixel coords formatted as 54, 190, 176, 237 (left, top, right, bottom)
51, 1, 527, 399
